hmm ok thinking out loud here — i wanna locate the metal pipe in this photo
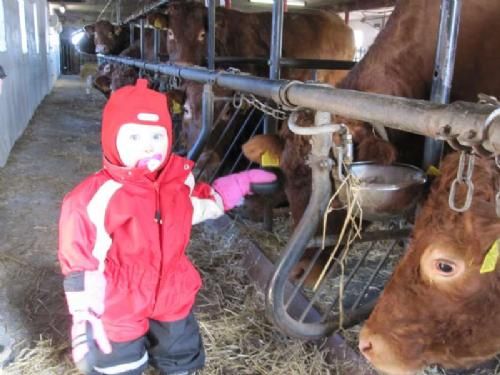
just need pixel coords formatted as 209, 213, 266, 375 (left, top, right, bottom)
266, 111, 334, 339
283, 84, 500, 154
97, 55, 500, 154
129, 23, 135, 46
140, 18, 145, 61
265, 0, 285, 134
188, 83, 214, 161
153, 28, 160, 62
207, 0, 216, 71
423, 0, 462, 169
269, 0, 284, 81
116, 0, 121, 24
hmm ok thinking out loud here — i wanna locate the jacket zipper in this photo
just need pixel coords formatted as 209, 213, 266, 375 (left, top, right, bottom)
152, 181, 163, 312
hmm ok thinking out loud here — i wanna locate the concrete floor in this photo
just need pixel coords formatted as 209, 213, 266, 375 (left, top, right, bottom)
0, 76, 105, 366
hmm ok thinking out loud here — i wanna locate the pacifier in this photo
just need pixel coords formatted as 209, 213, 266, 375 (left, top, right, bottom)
137, 154, 163, 171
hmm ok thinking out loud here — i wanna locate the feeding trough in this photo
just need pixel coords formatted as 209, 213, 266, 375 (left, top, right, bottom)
336, 162, 427, 221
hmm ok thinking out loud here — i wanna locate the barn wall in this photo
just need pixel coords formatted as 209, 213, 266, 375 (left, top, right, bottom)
0, 0, 60, 167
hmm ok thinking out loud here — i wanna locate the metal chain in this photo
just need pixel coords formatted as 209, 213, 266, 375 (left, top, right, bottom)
448, 151, 475, 212
167, 75, 181, 90
232, 93, 289, 120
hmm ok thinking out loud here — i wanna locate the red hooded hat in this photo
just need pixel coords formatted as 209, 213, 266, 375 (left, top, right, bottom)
101, 79, 173, 168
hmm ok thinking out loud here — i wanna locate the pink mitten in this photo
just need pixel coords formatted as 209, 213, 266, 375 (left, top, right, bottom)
64, 271, 112, 371
212, 169, 277, 211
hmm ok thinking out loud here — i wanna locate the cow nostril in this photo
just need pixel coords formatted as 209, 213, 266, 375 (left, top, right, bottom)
359, 339, 373, 354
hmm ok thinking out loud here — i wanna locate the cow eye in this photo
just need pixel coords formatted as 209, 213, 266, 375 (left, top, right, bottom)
434, 260, 456, 276
198, 30, 206, 41
167, 29, 175, 40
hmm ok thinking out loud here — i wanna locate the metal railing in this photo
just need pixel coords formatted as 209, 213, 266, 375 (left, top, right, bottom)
97, 54, 500, 157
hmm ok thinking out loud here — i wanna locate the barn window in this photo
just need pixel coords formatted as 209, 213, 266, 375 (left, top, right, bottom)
0, 0, 6, 52
33, 3, 39, 53
18, 0, 28, 54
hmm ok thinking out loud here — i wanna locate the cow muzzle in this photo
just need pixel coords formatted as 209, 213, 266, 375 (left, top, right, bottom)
359, 326, 421, 375
95, 44, 110, 54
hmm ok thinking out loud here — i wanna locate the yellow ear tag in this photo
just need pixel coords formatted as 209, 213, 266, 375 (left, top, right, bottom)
261, 150, 280, 167
172, 100, 182, 115
154, 19, 163, 29
480, 239, 499, 274
426, 165, 441, 177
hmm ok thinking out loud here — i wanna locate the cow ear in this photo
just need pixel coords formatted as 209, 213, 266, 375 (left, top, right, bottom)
114, 25, 122, 36
148, 12, 169, 30
83, 24, 95, 34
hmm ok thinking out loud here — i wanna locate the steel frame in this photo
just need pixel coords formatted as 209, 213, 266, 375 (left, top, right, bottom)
96, 0, 500, 348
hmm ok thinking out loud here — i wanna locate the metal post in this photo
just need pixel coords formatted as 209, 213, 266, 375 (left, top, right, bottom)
116, 0, 121, 24
140, 18, 145, 60
264, 0, 285, 135
153, 28, 160, 62
188, 83, 214, 161
129, 23, 135, 47
423, 0, 462, 170
207, 0, 216, 70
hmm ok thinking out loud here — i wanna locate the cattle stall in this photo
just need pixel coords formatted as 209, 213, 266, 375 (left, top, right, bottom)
1, 0, 500, 374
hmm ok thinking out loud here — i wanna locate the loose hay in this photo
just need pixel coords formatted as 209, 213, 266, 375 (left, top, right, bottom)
3, 219, 345, 375
3, 339, 78, 375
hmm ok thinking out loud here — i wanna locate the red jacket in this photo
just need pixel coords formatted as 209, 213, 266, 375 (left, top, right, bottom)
58, 80, 224, 342
59, 156, 224, 342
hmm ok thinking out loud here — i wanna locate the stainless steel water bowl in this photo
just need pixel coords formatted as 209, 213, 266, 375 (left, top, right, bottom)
337, 162, 427, 221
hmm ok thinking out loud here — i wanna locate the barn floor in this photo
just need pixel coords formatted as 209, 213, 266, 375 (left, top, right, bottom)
0, 76, 498, 375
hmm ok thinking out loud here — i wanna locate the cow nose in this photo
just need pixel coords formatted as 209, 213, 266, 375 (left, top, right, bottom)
359, 338, 373, 355
96, 44, 109, 54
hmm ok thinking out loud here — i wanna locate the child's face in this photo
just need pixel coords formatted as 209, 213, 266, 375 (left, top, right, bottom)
116, 124, 168, 171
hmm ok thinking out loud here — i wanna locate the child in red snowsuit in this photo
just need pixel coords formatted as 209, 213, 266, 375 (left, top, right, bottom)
58, 79, 275, 375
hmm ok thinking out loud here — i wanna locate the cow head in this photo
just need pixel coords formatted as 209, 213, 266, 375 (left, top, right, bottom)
359, 153, 500, 374
92, 20, 128, 55
179, 82, 232, 152
150, 2, 207, 65
76, 26, 96, 54
92, 63, 113, 97
110, 64, 138, 92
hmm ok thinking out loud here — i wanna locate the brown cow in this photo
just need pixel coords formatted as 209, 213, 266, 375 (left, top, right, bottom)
242, 0, 500, 289
359, 153, 500, 374
91, 26, 169, 96
74, 27, 96, 55
150, 1, 354, 83
84, 20, 130, 55
243, 0, 500, 238
92, 62, 113, 97
335, 0, 500, 165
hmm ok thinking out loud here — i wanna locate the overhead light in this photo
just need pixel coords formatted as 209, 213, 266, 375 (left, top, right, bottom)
249, 0, 306, 7
59, 4, 66, 14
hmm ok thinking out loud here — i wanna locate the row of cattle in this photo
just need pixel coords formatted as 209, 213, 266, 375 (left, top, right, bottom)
78, 1, 500, 374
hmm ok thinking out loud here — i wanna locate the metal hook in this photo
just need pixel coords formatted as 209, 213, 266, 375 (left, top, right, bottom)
448, 151, 475, 212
